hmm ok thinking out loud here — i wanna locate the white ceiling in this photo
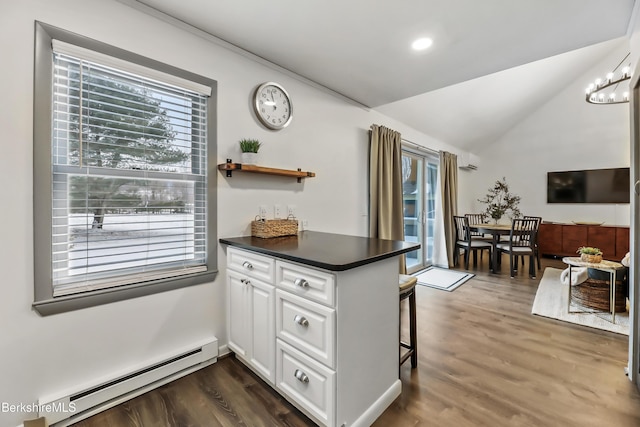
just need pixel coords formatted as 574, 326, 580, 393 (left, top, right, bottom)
376, 37, 629, 150
131, 0, 636, 150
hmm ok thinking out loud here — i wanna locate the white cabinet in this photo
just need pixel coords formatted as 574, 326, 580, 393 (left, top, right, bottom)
226, 246, 400, 427
276, 340, 335, 425
228, 247, 275, 282
227, 248, 276, 384
276, 260, 335, 306
274, 261, 337, 424
227, 270, 250, 359
276, 289, 335, 367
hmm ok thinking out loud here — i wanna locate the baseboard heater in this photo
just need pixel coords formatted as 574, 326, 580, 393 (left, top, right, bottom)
38, 337, 218, 426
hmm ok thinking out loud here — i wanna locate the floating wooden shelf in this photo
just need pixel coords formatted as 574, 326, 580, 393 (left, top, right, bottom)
218, 159, 316, 183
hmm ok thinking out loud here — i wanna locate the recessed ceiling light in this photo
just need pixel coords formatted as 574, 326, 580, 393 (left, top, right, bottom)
411, 37, 433, 51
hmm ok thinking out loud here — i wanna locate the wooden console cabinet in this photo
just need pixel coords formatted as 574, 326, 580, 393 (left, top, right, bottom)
538, 222, 629, 260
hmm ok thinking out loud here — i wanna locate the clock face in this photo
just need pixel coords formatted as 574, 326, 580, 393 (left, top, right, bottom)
254, 82, 293, 130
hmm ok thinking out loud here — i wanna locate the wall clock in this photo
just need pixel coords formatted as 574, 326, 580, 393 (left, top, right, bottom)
253, 82, 293, 130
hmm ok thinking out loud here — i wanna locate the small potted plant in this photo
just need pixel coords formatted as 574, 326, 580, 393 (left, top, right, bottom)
577, 246, 603, 263
239, 138, 261, 165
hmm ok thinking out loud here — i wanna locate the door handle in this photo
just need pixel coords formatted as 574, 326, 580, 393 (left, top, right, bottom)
294, 278, 310, 288
635, 180, 640, 196
294, 314, 309, 327
294, 369, 309, 383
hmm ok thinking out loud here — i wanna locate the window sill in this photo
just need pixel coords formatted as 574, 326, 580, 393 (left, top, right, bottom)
33, 270, 218, 316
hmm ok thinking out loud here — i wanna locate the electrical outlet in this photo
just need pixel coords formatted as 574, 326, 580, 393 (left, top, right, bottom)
287, 205, 296, 218
274, 204, 283, 219
258, 205, 267, 220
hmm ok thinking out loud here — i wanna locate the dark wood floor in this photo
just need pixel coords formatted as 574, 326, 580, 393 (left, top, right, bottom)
73, 256, 640, 427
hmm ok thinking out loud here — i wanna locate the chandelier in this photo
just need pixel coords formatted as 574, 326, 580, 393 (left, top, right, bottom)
585, 53, 631, 104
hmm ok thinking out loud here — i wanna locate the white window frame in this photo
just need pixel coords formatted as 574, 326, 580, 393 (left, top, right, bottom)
33, 22, 218, 315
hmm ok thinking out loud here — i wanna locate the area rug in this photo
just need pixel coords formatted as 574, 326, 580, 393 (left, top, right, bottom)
415, 267, 474, 292
531, 267, 629, 335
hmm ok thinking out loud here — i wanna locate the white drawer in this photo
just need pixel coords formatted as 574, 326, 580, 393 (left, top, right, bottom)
276, 290, 335, 368
227, 247, 275, 283
276, 260, 335, 307
276, 340, 335, 426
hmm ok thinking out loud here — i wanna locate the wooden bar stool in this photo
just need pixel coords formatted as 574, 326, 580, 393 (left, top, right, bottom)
399, 274, 418, 369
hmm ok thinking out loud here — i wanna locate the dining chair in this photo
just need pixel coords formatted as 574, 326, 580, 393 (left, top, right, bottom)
496, 218, 538, 278
464, 213, 492, 241
453, 215, 492, 269
523, 215, 542, 270
464, 213, 492, 263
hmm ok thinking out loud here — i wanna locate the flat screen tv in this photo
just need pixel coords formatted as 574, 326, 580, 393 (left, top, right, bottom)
547, 167, 630, 204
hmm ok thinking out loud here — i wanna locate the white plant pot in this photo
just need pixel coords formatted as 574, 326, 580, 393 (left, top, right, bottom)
241, 152, 258, 165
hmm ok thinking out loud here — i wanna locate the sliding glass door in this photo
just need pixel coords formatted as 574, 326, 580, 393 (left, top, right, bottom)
402, 147, 439, 274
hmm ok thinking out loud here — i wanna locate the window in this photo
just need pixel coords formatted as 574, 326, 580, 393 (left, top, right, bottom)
33, 23, 217, 315
401, 146, 439, 273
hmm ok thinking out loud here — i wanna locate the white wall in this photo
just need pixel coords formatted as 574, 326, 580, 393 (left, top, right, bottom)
629, 0, 640, 73
461, 43, 631, 226
0, 1, 463, 425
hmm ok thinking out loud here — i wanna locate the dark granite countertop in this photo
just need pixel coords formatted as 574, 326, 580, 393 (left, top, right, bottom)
219, 231, 420, 271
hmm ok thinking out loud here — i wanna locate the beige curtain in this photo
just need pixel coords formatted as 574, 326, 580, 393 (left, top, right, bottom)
439, 151, 458, 267
369, 124, 406, 273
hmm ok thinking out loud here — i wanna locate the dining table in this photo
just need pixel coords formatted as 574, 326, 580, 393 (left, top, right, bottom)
468, 223, 513, 273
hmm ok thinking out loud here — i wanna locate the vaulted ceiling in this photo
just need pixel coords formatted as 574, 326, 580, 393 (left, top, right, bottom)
131, 0, 636, 151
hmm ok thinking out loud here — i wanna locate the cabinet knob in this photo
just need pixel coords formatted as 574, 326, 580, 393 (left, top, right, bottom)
294, 315, 309, 327
240, 278, 251, 286
294, 369, 309, 384
294, 278, 310, 288
242, 261, 253, 270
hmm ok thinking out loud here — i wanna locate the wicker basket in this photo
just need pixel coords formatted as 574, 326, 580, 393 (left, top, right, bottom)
580, 253, 602, 263
251, 217, 298, 238
571, 278, 626, 312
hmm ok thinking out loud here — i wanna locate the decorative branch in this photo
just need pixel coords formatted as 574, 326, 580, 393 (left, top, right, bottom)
478, 177, 521, 222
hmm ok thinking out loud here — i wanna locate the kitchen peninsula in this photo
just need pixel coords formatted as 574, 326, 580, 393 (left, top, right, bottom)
220, 231, 419, 427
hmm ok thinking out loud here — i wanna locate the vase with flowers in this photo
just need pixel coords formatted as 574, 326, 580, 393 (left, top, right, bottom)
478, 177, 522, 224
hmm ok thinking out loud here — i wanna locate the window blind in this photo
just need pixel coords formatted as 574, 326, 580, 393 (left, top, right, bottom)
52, 39, 212, 96
51, 49, 209, 296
